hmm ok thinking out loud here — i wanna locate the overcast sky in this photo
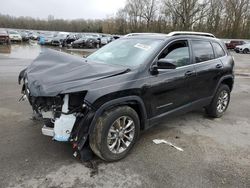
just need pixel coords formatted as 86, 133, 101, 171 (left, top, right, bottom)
1, 0, 126, 20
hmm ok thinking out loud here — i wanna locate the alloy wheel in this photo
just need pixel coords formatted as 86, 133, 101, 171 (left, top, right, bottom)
107, 116, 135, 154
217, 90, 229, 113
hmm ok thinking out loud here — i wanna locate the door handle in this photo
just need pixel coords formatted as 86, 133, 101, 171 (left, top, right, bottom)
185, 70, 195, 77
216, 64, 223, 69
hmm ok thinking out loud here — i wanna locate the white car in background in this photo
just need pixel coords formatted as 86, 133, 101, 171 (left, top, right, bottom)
8, 30, 22, 42
234, 43, 250, 54
100, 34, 113, 46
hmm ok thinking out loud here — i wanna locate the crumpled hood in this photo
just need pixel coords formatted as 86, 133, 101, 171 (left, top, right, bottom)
24, 49, 129, 97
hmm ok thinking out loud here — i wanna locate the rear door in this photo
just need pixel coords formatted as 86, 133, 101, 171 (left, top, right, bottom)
191, 40, 224, 101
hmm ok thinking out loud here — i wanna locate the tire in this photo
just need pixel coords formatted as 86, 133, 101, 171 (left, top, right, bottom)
243, 48, 249, 54
89, 106, 140, 161
205, 84, 230, 118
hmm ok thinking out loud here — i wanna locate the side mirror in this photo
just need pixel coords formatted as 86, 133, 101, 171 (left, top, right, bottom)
157, 59, 177, 69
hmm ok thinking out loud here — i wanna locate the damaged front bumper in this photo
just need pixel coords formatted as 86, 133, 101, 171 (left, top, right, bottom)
19, 75, 95, 151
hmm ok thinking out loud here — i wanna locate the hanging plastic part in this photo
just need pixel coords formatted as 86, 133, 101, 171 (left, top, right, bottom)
54, 94, 76, 141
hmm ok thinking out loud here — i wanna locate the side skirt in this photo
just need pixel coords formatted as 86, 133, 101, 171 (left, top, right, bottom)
146, 97, 213, 129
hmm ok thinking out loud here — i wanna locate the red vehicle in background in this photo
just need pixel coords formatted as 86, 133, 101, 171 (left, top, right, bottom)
0, 29, 10, 44
225, 40, 245, 49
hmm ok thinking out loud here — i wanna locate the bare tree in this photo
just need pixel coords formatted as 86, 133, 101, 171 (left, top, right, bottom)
164, 0, 208, 30
141, 0, 158, 30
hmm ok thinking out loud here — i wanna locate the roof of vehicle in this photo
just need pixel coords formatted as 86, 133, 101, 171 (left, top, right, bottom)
0, 29, 8, 35
8, 30, 20, 34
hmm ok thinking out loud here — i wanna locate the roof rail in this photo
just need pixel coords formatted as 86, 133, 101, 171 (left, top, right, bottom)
167, 31, 216, 38
124, 33, 168, 37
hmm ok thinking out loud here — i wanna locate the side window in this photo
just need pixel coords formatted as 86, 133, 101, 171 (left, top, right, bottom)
212, 42, 225, 58
192, 40, 214, 63
158, 40, 190, 67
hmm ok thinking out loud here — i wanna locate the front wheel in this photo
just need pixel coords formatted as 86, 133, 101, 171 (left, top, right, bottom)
89, 106, 140, 161
205, 84, 230, 118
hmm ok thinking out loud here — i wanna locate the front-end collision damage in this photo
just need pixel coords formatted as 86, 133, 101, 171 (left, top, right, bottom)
19, 74, 94, 160
18, 49, 131, 161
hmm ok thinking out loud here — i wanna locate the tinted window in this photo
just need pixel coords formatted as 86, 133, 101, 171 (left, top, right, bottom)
192, 41, 214, 63
159, 40, 190, 67
212, 42, 225, 58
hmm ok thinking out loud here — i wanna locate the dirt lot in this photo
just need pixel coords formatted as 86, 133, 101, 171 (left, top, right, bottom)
0, 44, 250, 188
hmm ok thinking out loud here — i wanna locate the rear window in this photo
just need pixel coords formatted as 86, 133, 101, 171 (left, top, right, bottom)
212, 42, 225, 58
192, 40, 214, 63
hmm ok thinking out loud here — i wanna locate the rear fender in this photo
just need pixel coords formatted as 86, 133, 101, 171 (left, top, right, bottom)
213, 75, 234, 96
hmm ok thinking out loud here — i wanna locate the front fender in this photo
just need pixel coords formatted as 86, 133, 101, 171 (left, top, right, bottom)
88, 96, 148, 134
76, 96, 148, 151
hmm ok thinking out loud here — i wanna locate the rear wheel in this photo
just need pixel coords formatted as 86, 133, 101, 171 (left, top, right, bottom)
243, 48, 249, 54
206, 84, 230, 118
89, 106, 140, 161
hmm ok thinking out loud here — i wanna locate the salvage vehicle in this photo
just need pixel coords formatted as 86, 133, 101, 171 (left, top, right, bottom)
51, 32, 69, 46
28, 31, 39, 40
18, 33, 234, 161
0, 29, 10, 44
234, 43, 250, 54
20, 31, 30, 42
62, 33, 79, 47
8, 30, 22, 42
100, 34, 114, 46
72, 35, 100, 48
38, 33, 55, 45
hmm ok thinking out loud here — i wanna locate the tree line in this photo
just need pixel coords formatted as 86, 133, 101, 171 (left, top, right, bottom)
1, 0, 250, 39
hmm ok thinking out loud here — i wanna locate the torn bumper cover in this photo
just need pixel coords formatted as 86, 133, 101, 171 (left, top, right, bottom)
18, 49, 128, 148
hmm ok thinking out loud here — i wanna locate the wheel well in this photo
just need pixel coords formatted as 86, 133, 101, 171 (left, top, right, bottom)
127, 103, 145, 130
221, 78, 233, 91
104, 101, 146, 130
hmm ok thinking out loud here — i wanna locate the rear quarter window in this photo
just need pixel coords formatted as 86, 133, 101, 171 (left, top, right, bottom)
212, 42, 226, 58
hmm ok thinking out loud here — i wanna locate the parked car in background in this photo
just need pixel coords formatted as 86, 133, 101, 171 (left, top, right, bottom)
113, 35, 121, 40
225, 40, 246, 49
62, 33, 79, 47
19, 32, 234, 161
28, 31, 38, 40
39, 33, 55, 45
72, 35, 100, 48
0, 29, 10, 44
100, 34, 114, 46
8, 30, 22, 42
234, 43, 250, 53
20, 31, 30, 42
51, 32, 69, 46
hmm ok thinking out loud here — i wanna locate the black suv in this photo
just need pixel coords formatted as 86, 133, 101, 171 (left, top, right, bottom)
18, 33, 234, 161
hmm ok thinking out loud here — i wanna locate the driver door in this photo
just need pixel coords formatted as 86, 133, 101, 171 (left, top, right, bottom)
149, 39, 196, 117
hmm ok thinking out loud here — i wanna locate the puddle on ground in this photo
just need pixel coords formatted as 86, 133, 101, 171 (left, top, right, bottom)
0, 42, 95, 60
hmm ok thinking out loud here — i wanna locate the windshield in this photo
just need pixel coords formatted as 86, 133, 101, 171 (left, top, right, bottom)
87, 38, 163, 67
9, 31, 18, 34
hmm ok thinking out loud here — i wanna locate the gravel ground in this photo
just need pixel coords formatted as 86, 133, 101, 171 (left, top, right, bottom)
0, 44, 250, 188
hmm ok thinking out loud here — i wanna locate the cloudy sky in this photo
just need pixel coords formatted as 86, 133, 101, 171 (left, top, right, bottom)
1, 0, 127, 19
